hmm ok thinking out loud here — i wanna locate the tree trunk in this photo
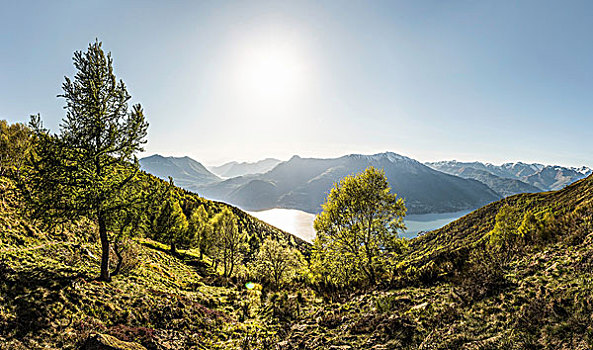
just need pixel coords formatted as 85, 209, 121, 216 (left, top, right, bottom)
112, 240, 123, 276
170, 241, 177, 255
223, 259, 228, 278
98, 212, 111, 282
228, 260, 234, 278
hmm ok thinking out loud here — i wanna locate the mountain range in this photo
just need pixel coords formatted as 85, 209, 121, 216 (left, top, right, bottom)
141, 152, 501, 214
209, 158, 281, 178
427, 160, 591, 192
140, 153, 591, 216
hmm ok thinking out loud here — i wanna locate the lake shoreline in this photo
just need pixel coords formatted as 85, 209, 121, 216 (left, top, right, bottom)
248, 208, 473, 242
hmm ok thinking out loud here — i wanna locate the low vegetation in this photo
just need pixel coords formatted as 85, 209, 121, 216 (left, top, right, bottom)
1, 40, 592, 349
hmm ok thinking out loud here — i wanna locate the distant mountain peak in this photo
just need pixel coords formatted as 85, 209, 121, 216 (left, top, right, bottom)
139, 154, 220, 191
428, 160, 590, 192
199, 151, 500, 214
372, 151, 416, 163
340, 151, 417, 165
209, 158, 283, 178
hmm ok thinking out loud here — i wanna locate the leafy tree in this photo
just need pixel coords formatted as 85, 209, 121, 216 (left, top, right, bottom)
538, 210, 557, 242
188, 205, 212, 260
211, 208, 247, 278
489, 204, 521, 250
517, 210, 539, 244
0, 120, 33, 178
311, 166, 407, 287
107, 174, 167, 275
250, 237, 303, 288
153, 194, 189, 255
24, 41, 148, 281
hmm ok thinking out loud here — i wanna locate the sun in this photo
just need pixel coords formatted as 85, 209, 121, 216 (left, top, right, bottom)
235, 44, 307, 103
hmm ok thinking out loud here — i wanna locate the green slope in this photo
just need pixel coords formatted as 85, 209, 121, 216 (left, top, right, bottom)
2, 174, 592, 349
408, 174, 593, 270
276, 175, 593, 349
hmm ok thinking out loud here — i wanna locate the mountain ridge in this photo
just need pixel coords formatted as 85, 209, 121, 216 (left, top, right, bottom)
209, 158, 282, 178
199, 151, 501, 214
428, 160, 591, 191
139, 154, 220, 190
141, 152, 591, 217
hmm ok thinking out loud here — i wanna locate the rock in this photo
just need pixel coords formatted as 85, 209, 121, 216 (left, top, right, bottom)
411, 302, 429, 310
81, 333, 147, 350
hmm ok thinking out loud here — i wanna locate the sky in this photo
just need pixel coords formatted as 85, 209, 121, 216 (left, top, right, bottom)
1, 0, 592, 167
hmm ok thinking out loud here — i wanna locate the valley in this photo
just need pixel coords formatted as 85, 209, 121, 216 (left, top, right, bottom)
247, 208, 471, 241
140, 153, 591, 240
3, 4, 592, 348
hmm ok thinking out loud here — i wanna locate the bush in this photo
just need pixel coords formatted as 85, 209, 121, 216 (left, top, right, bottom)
458, 249, 509, 303
562, 204, 593, 246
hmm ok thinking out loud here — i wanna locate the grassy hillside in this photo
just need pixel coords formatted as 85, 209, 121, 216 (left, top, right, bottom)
278, 235, 593, 349
0, 176, 308, 349
2, 172, 592, 349
408, 174, 593, 270
277, 175, 593, 348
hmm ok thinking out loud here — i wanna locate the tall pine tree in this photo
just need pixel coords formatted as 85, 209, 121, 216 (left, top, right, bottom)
26, 41, 148, 281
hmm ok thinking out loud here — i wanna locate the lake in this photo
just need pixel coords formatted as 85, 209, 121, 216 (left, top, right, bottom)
247, 208, 472, 242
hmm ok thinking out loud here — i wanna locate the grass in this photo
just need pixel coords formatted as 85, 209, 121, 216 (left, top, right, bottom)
2, 175, 593, 349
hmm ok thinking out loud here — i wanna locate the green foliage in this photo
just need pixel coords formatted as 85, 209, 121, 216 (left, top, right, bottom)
249, 238, 304, 288
152, 192, 189, 254
489, 204, 521, 249
21, 41, 149, 281
0, 120, 33, 178
188, 205, 212, 259
311, 166, 407, 287
517, 209, 539, 244
210, 208, 247, 278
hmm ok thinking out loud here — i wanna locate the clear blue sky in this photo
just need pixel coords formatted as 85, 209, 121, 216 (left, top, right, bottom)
1, 1, 592, 167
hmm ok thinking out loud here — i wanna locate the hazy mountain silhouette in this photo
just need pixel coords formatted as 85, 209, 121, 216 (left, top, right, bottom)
209, 158, 281, 178
139, 154, 220, 189
198, 152, 501, 214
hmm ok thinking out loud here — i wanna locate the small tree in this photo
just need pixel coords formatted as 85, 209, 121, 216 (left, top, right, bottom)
107, 175, 167, 275
251, 237, 303, 288
489, 204, 521, 250
211, 208, 246, 278
153, 195, 189, 255
188, 205, 212, 260
517, 210, 539, 245
538, 210, 557, 242
0, 120, 33, 178
24, 41, 148, 281
311, 166, 407, 287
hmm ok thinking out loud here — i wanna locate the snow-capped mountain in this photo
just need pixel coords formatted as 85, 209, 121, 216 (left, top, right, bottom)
198, 152, 501, 214
427, 160, 591, 191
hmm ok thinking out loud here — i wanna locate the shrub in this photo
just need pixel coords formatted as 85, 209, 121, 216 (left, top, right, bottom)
458, 249, 508, 303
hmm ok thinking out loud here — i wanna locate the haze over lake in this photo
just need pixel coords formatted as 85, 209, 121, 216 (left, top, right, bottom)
248, 208, 470, 242
248, 209, 317, 242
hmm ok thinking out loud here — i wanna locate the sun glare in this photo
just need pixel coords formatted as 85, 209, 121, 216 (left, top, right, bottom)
235, 45, 307, 104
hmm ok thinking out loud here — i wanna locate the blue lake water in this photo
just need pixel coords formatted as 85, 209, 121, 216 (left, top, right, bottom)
400, 210, 472, 239
248, 208, 471, 242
